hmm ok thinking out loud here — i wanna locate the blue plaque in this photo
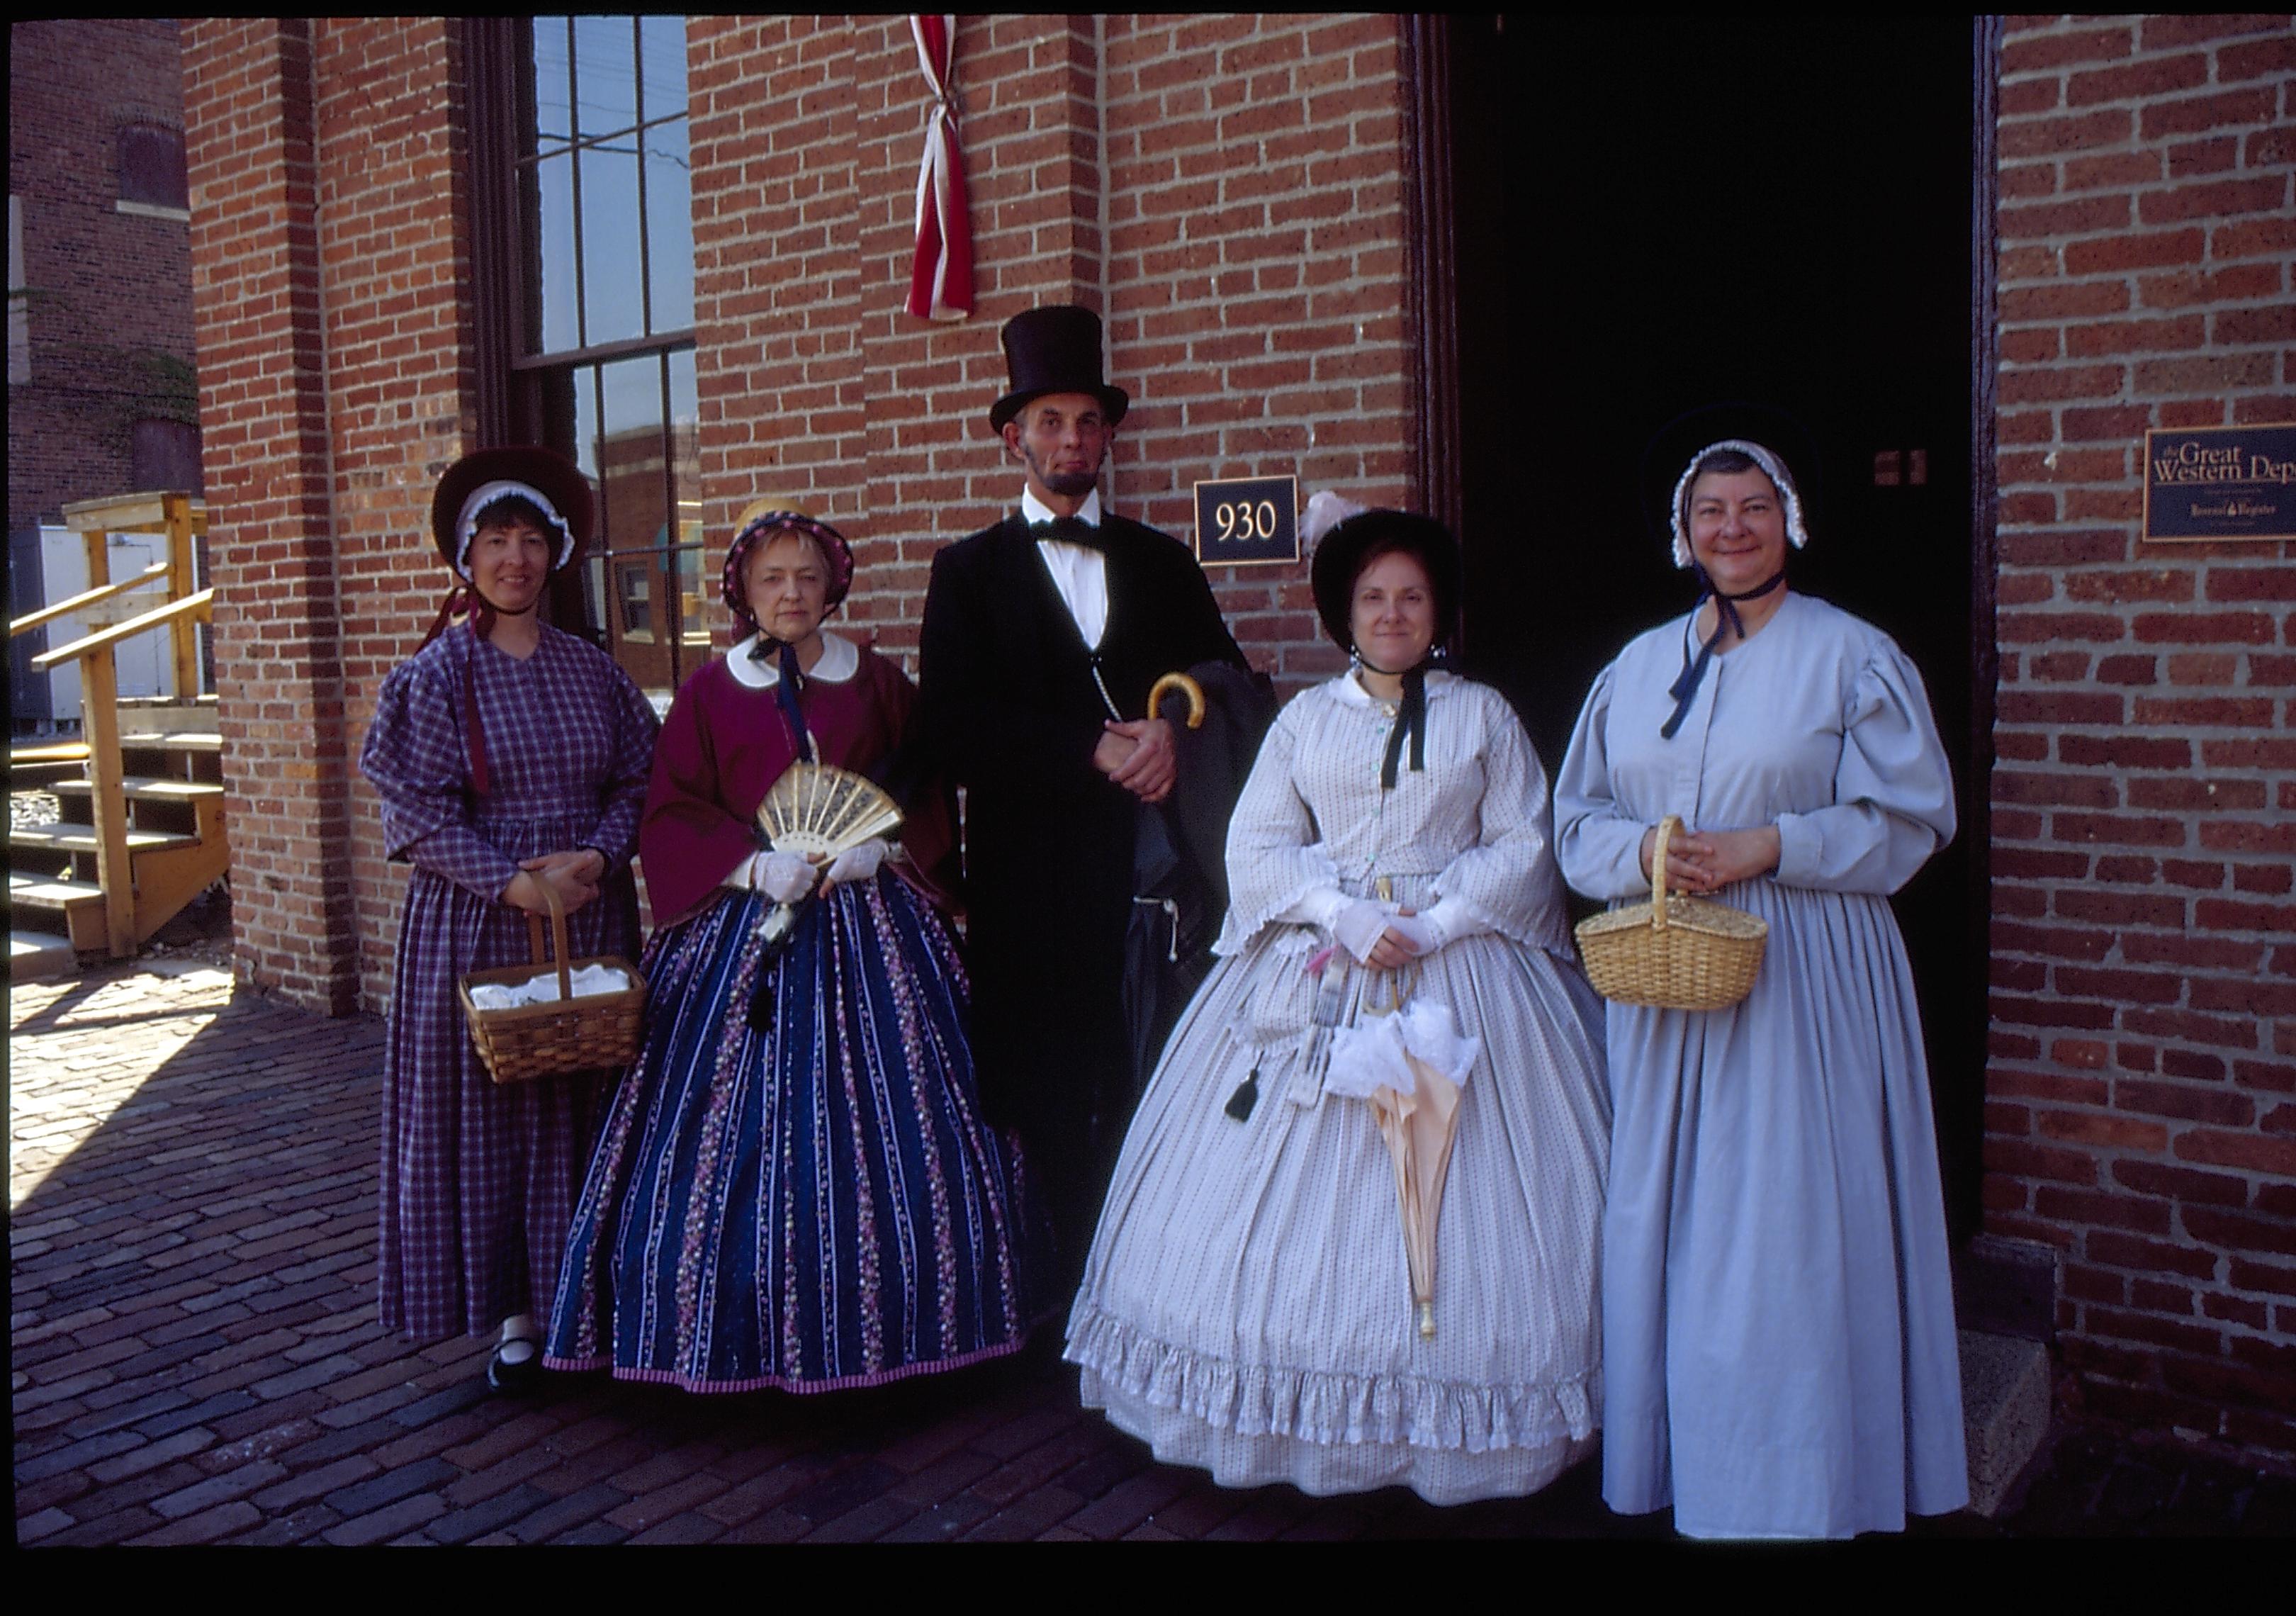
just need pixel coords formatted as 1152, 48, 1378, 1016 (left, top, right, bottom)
2143, 424, 2295, 542
1193, 475, 1298, 567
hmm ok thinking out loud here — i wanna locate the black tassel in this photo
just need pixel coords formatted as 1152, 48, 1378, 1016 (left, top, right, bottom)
1224, 1062, 1262, 1122
744, 895, 810, 1031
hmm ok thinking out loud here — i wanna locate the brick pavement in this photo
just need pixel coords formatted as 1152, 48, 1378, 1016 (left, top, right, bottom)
13, 954, 2295, 1544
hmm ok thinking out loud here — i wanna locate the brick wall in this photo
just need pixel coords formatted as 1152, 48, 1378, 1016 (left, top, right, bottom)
1987, 12, 2295, 1459
307, 19, 483, 1012
8, 19, 198, 534
691, 14, 1413, 692
184, 19, 359, 1014
185, 14, 1417, 1014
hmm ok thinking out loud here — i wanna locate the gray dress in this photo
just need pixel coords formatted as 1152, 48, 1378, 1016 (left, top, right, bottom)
1554, 590, 1966, 1538
1067, 671, 1611, 1504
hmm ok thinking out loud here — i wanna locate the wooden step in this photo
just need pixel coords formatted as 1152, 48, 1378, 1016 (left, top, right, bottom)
51, 776, 227, 804
9, 824, 199, 856
9, 741, 91, 766
120, 730, 223, 753
9, 876, 106, 953
9, 873, 105, 908
9, 930, 80, 981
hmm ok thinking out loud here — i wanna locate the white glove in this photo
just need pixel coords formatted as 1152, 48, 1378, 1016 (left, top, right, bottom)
758, 850, 818, 904
1330, 899, 1395, 964
823, 838, 890, 886
1383, 911, 1444, 957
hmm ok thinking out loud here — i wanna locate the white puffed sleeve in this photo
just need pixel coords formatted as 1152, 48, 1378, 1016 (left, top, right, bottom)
1214, 702, 1344, 956
1771, 637, 1956, 896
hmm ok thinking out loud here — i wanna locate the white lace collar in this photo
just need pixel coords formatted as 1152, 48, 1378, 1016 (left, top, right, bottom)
726, 629, 860, 690
1331, 666, 1457, 707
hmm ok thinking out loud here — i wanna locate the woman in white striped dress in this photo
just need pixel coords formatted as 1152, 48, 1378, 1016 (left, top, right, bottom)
1065, 505, 1611, 1504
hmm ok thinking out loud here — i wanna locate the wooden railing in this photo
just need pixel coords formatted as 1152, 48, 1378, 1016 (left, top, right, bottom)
9, 561, 171, 638
28, 592, 215, 955
11, 491, 210, 959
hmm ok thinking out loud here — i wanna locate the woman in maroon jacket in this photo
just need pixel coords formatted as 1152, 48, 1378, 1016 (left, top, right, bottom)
545, 508, 1049, 1393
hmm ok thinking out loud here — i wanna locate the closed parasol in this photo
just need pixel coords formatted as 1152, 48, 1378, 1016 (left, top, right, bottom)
1322, 984, 1480, 1340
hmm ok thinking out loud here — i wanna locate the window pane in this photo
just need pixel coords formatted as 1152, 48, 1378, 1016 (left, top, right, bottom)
118, 125, 188, 210
617, 561, 655, 641
643, 117, 693, 334
677, 544, 710, 648
578, 142, 643, 347
638, 16, 687, 120
670, 347, 706, 646
595, 353, 665, 559
571, 364, 601, 483
531, 16, 573, 152
534, 150, 579, 353
573, 15, 638, 138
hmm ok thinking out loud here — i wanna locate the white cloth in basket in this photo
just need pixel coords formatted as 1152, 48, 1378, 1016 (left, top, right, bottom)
468, 963, 631, 1011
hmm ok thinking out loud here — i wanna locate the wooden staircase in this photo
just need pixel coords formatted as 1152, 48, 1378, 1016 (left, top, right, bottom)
9, 493, 225, 977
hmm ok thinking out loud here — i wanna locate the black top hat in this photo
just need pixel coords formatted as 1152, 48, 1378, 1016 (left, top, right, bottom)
989, 305, 1130, 433
429, 446, 596, 576
1309, 509, 1461, 652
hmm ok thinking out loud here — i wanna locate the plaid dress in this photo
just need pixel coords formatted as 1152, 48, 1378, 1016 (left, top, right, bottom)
359, 624, 660, 1338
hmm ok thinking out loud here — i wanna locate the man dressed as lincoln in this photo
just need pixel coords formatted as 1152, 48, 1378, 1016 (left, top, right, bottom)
919, 304, 1246, 1280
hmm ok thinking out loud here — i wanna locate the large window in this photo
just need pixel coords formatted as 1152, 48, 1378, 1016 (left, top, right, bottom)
480, 16, 704, 706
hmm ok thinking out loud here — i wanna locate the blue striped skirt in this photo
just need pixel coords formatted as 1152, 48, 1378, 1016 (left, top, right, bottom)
545, 872, 1051, 1391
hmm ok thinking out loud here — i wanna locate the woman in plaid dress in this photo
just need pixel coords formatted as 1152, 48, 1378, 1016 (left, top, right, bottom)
358, 448, 660, 1390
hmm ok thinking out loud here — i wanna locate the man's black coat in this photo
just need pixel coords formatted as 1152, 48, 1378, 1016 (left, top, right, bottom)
918, 511, 1244, 1245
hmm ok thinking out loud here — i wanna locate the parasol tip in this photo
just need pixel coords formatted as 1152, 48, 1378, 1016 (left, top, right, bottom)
1417, 1301, 1435, 1340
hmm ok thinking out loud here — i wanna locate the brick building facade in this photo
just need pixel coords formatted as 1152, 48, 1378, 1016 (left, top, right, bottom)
1985, 13, 2294, 1457
172, 16, 2293, 1464
8, 18, 200, 536
9, 18, 203, 721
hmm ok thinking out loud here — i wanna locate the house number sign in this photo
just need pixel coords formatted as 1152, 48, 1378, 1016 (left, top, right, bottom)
1192, 475, 1298, 567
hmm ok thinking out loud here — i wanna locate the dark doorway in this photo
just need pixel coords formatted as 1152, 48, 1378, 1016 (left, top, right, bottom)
1442, 16, 1983, 1238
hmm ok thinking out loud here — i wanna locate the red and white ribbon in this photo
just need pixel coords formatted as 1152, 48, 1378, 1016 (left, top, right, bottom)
905, 14, 973, 322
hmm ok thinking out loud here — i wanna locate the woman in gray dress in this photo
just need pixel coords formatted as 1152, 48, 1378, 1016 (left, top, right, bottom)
1067, 505, 1610, 1504
1553, 437, 1966, 1537
359, 447, 658, 1391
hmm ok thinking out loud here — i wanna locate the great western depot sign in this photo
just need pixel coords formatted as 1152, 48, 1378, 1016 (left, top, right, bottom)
1193, 475, 1298, 567
2142, 423, 2295, 542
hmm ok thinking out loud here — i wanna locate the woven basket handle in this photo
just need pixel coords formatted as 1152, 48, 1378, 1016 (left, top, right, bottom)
1650, 815, 1683, 932
525, 881, 574, 1001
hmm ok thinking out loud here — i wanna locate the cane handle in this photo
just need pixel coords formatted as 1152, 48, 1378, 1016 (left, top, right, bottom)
1147, 671, 1207, 729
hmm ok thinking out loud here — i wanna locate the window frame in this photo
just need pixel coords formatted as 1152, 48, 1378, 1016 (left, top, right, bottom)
466, 15, 704, 695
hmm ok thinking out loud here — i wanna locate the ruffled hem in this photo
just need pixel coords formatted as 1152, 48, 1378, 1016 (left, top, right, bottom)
541, 1311, 1049, 1395
1064, 1303, 1599, 1457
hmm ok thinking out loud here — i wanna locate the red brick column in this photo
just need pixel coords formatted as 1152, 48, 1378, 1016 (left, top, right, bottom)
1987, 13, 2295, 1458
309, 18, 481, 1012
182, 19, 361, 1014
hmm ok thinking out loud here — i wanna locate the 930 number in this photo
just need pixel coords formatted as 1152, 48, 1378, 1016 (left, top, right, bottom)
1212, 500, 1281, 545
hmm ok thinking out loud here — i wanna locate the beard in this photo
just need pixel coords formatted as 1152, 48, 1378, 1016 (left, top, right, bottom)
1021, 441, 1102, 499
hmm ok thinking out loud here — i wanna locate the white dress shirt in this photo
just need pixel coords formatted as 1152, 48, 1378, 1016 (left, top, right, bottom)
1021, 486, 1108, 651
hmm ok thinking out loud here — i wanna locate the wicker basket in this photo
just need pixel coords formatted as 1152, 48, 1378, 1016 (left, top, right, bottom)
458, 885, 646, 1084
1575, 815, 1768, 1010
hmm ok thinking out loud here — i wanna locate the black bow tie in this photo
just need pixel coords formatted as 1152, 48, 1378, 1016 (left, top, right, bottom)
1028, 515, 1108, 552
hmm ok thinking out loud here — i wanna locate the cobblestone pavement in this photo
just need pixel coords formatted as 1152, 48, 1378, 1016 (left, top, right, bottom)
13, 960, 2293, 1544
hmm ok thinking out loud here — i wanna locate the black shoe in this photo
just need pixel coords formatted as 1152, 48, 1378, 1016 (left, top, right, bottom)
486, 1340, 544, 1394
